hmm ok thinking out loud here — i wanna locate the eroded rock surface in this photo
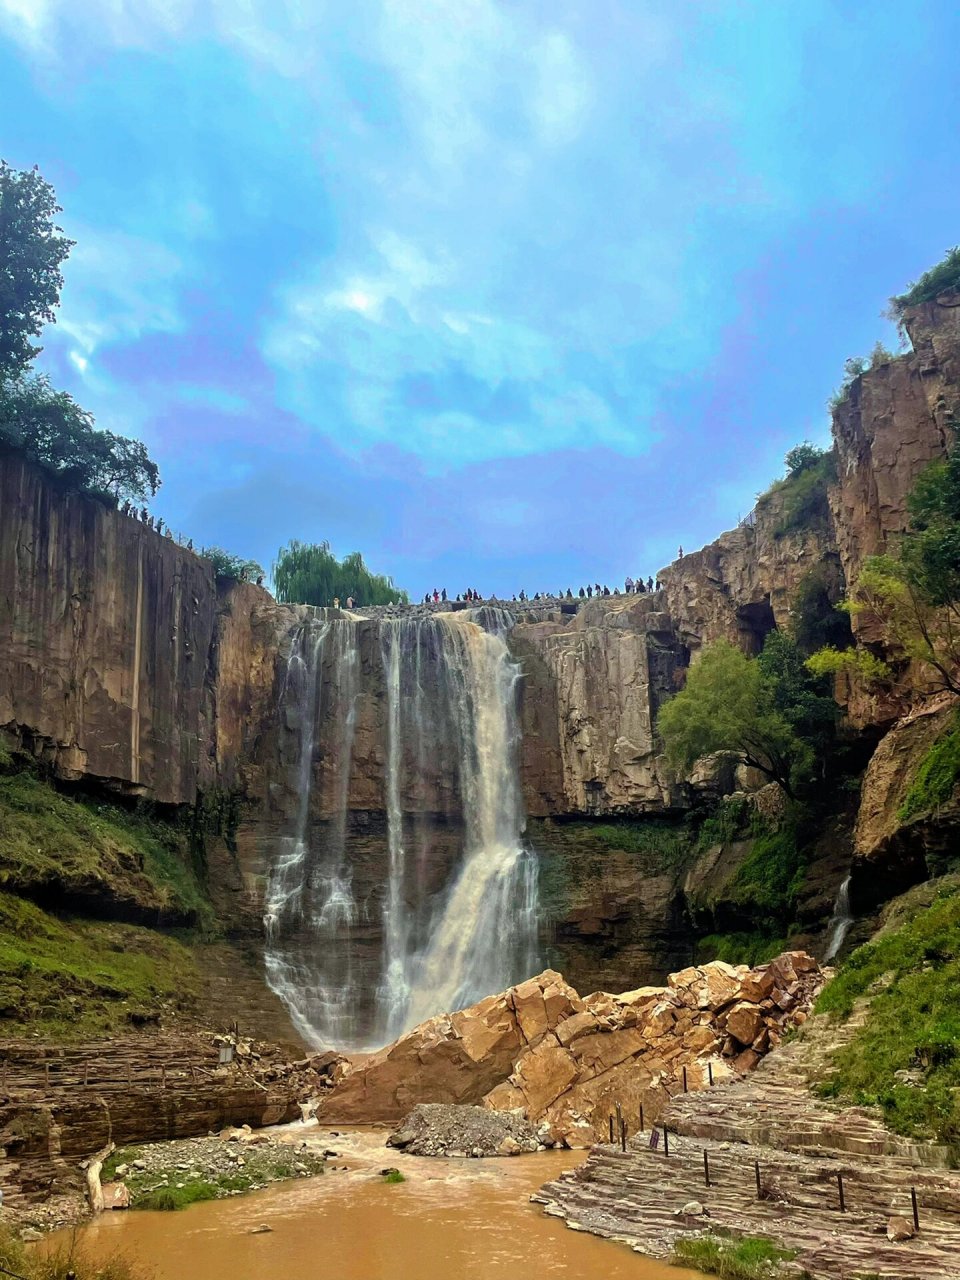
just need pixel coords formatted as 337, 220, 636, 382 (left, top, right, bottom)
322, 956, 824, 1148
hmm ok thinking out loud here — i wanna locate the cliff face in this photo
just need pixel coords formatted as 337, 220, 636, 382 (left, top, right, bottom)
0, 455, 226, 802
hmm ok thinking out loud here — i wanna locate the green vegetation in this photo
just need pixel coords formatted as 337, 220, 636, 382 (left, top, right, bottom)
0, 163, 159, 505
0, 892, 201, 1037
695, 932, 789, 966
804, 644, 892, 684
672, 1233, 798, 1279
829, 343, 896, 411
1, 1222, 146, 1280
0, 161, 73, 380
382, 1169, 406, 1184
658, 634, 836, 800
103, 1147, 324, 1210
790, 565, 852, 656
891, 245, 960, 315
898, 714, 960, 822
756, 443, 836, 539
808, 440, 960, 696
585, 820, 691, 865
0, 769, 213, 928
199, 545, 266, 583
814, 883, 960, 1143
274, 539, 408, 607
725, 822, 806, 920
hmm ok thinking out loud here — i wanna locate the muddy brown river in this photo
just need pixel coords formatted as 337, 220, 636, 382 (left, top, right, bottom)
47, 1128, 698, 1279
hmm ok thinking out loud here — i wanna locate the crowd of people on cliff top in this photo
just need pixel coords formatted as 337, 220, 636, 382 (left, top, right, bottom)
420, 576, 664, 607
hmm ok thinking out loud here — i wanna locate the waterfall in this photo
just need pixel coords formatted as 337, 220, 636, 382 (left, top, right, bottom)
265, 608, 541, 1051
263, 618, 362, 1047
823, 875, 853, 962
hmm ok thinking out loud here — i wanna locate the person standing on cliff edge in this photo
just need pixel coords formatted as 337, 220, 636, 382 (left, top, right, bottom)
678, 546, 684, 560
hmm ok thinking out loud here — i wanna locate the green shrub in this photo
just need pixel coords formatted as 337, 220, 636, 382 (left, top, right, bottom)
898, 715, 960, 822
672, 1233, 797, 1279
696, 932, 789, 967
382, 1169, 406, 1184
891, 246, 960, 314
586, 821, 690, 864
814, 884, 960, 1142
1, 1222, 147, 1278
727, 823, 806, 921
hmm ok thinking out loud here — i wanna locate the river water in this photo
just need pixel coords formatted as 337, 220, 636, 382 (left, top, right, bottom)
48, 1130, 695, 1280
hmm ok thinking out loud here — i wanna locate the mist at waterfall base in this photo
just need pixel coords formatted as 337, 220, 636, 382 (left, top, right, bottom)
263, 609, 541, 1051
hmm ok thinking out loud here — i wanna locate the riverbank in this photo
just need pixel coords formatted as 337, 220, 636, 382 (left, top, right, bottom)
535, 1005, 960, 1279
43, 1128, 699, 1280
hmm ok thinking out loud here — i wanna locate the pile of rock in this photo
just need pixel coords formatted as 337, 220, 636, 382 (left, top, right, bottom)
322, 954, 825, 1149
387, 1104, 541, 1157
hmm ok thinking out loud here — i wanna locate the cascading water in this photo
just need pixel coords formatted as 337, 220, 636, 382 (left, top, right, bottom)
379, 611, 539, 1038
263, 618, 363, 1047
823, 875, 853, 962
264, 608, 541, 1051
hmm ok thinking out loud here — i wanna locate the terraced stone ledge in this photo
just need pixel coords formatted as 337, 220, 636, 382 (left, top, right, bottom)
534, 1011, 960, 1279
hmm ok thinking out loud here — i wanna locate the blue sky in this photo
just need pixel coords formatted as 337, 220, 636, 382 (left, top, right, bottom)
2, 1, 959, 599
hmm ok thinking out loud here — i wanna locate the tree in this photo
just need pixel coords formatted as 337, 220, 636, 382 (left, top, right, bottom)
273, 540, 408, 607
808, 447, 960, 697
199, 546, 265, 583
756, 630, 839, 764
784, 442, 827, 477
823, 554, 960, 697
0, 162, 74, 379
0, 375, 159, 502
656, 639, 812, 799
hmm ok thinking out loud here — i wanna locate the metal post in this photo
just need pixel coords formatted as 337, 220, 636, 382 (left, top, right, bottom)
837, 1173, 846, 1213
755, 1160, 761, 1198
703, 1149, 710, 1188
609, 1115, 614, 1144
682, 1066, 688, 1093
708, 1062, 713, 1086
663, 1127, 669, 1157
639, 1103, 644, 1132
620, 1119, 627, 1152
912, 1187, 920, 1233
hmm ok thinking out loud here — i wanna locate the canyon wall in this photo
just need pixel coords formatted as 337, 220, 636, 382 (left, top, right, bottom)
2, 296, 959, 1017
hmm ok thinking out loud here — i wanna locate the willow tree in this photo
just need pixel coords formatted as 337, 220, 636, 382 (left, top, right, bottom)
273, 540, 408, 607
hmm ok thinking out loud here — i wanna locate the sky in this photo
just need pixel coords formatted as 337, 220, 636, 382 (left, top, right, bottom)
2, 1, 960, 600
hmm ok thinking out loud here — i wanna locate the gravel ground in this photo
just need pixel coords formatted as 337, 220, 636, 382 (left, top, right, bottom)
101, 1125, 325, 1208
387, 1104, 543, 1157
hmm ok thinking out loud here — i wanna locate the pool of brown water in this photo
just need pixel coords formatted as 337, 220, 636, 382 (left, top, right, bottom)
45, 1127, 698, 1279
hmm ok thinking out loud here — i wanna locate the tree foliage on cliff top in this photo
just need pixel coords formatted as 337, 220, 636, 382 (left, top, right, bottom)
890, 245, 960, 314
0, 162, 160, 504
757, 442, 836, 539
0, 374, 159, 503
273, 539, 408, 607
199, 544, 265, 583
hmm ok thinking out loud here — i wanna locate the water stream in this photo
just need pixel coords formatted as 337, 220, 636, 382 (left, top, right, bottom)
263, 610, 540, 1051
823, 875, 854, 962
44, 1132, 695, 1280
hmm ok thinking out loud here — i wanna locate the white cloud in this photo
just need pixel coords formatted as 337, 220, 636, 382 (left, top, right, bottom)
55, 227, 185, 358
529, 31, 593, 146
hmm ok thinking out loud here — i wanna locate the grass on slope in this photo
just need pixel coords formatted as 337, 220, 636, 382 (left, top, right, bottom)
0, 891, 201, 1038
695, 932, 790, 967
898, 713, 960, 823
814, 883, 960, 1143
672, 1234, 798, 1279
0, 769, 212, 928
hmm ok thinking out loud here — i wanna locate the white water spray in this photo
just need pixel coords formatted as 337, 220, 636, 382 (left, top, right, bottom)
823, 875, 853, 962
265, 609, 541, 1050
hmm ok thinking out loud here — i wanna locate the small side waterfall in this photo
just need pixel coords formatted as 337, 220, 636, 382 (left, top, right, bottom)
823, 875, 853, 962
264, 609, 540, 1050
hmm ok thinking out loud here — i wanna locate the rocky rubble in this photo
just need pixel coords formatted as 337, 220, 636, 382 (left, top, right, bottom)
322, 954, 825, 1148
98, 1128, 326, 1210
387, 1104, 541, 1157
